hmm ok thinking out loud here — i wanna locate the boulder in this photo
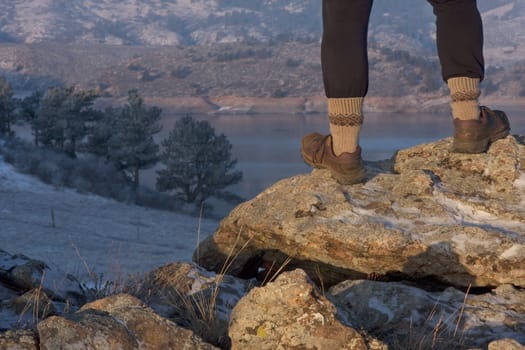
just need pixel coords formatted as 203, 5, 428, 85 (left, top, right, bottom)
0, 330, 38, 350
0, 249, 84, 305
38, 293, 219, 350
38, 311, 138, 350
0, 250, 47, 292
329, 280, 525, 349
229, 269, 387, 350
194, 136, 525, 289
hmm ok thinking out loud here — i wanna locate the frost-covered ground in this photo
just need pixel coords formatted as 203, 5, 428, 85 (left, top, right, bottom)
0, 157, 219, 283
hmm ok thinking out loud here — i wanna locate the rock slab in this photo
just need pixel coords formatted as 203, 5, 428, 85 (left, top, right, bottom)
195, 136, 525, 288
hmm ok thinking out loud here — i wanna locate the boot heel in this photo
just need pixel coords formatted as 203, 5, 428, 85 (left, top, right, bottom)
452, 137, 489, 154
331, 167, 366, 185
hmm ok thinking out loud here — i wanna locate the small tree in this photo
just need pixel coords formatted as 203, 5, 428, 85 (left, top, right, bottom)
156, 115, 243, 205
106, 89, 162, 189
0, 76, 17, 136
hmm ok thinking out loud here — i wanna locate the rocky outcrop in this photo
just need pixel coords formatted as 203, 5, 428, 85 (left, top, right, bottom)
2, 255, 523, 349
330, 280, 525, 349
1, 260, 246, 349
229, 269, 387, 350
38, 293, 219, 350
194, 136, 525, 289
3, 135, 525, 349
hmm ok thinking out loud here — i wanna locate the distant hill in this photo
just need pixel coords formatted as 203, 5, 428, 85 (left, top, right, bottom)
0, 0, 523, 110
1, 0, 523, 63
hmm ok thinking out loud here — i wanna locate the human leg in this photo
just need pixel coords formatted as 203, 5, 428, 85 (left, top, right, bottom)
429, 0, 483, 121
321, 0, 373, 155
428, 0, 484, 82
428, 0, 510, 152
301, 0, 372, 185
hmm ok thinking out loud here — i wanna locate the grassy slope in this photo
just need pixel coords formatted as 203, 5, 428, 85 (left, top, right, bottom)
0, 157, 218, 283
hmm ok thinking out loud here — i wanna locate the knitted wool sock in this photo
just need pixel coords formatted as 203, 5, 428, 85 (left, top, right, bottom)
447, 77, 480, 120
328, 97, 363, 155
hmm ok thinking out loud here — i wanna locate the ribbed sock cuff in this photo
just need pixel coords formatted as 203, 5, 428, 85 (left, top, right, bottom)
447, 77, 480, 120
328, 98, 363, 155
328, 97, 364, 126
447, 77, 480, 101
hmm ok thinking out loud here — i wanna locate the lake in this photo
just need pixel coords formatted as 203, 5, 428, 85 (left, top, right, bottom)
149, 109, 524, 201
13, 108, 522, 206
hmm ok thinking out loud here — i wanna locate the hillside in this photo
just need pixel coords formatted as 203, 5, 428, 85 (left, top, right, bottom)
1, 0, 524, 62
0, 155, 218, 282
0, 0, 525, 48
1, 41, 523, 113
0, 0, 524, 111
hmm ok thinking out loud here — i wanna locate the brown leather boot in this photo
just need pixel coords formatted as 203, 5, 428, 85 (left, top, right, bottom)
453, 106, 510, 153
301, 133, 366, 185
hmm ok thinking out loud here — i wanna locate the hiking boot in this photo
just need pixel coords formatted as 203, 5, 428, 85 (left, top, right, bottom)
453, 106, 510, 153
301, 133, 366, 185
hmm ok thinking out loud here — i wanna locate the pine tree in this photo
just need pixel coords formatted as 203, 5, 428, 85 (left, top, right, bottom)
85, 106, 119, 159
0, 77, 17, 136
20, 90, 43, 145
31, 86, 99, 157
107, 89, 162, 189
61, 88, 99, 157
156, 115, 242, 205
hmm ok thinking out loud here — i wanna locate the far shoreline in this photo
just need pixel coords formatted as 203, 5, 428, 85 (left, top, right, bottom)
96, 95, 525, 116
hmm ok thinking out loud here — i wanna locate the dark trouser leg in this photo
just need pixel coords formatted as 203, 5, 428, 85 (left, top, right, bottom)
321, 0, 374, 98
427, 0, 484, 81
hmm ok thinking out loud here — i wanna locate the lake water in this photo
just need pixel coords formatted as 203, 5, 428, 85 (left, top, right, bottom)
13, 109, 523, 205
150, 109, 524, 200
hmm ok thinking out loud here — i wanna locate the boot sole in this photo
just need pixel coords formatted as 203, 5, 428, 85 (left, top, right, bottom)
453, 127, 510, 154
331, 166, 366, 185
301, 150, 366, 185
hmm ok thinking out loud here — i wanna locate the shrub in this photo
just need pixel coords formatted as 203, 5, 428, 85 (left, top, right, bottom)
0, 137, 134, 202
285, 58, 302, 68
171, 66, 192, 79
0, 135, 219, 215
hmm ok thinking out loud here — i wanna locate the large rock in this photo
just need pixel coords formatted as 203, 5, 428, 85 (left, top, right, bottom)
229, 269, 387, 350
38, 293, 219, 350
0, 249, 47, 292
38, 311, 139, 350
329, 280, 525, 349
194, 136, 525, 288
0, 249, 84, 304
